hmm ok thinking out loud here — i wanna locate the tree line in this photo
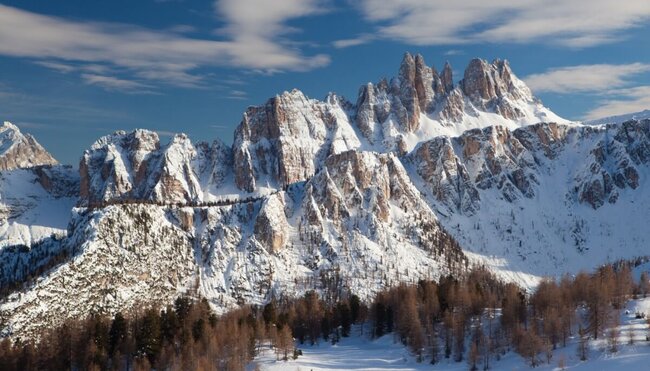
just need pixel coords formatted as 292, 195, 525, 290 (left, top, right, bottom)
0, 259, 648, 370
369, 260, 650, 368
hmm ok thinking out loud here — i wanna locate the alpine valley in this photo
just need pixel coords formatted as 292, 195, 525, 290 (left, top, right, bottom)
1, 53, 649, 342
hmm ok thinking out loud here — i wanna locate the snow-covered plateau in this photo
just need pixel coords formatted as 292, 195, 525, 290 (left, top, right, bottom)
0, 53, 649, 342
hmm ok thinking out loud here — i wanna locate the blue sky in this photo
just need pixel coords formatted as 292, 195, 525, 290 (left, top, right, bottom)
0, 0, 649, 164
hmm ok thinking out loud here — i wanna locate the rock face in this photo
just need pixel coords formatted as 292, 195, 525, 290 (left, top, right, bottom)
298, 149, 467, 289
409, 122, 571, 215
254, 193, 289, 253
574, 120, 650, 208
0, 122, 58, 171
79, 130, 206, 205
233, 90, 361, 192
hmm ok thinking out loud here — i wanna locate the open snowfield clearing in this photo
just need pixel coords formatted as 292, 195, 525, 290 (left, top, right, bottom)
250, 298, 650, 371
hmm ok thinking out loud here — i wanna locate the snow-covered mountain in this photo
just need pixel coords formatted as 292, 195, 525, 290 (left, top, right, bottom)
0, 53, 648, 340
0, 121, 58, 171
406, 119, 650, 286
0, 122, 77, 249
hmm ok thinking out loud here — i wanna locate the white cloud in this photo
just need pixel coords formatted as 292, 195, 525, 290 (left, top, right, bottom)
214, 0, 330, 70
33, 61, 76, 73
353, 0, 650, 47
0, 2, 329, 89
225, 89, 248, 100
81, 74, 157, 94
584, 86, 650, 120
333, 34, 376, 48
524, 63, 650, 94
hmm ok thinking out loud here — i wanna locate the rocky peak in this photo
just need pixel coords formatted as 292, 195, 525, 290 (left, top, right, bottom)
414, 53, 436, 113
460, 58, 534, 119
79, 129, 204, 204
462, 58, 495, 100
0, 121, 58, 171
396, 53, 421, 132
353, 54, 563, 153
440, 61, 454, 93
233, 89, 360, 192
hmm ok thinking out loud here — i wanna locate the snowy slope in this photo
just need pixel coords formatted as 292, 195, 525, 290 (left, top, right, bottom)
251, 297, 650, 371
406, 120, 650, 287
0, 166, 77, 248
584, 109, 650, 126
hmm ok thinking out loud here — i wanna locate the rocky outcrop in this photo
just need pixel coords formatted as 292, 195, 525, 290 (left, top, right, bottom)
79, 130, 204, 204
440, 62, 454, 94
79, 129, 159, 203
0, 122, 58, 171
353, 54, 565, 152
409, 123, 573, 214
410, 137, 480, 215
460, 59, 534, 120
0, 204, 197, 339
299, 149, 467, 278
575, 119, 650, 208
233, 90, 360, 191
254, 193, 289, 253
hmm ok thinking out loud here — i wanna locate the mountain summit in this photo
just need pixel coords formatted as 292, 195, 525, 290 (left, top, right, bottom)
0, 121, 58, 171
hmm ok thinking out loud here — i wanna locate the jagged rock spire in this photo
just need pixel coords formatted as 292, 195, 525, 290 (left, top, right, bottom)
441, 61, 454, 93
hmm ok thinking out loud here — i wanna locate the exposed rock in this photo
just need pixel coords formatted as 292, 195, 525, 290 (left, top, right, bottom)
414, 54, 436, 113
409, 137, 480, 215
352, 55, 567, 153
460, 58, 534, 120
254, 193, 289, 253
79, 130, 203, 204
440, 62, 454, 93
233, 90, 360, 191
575, 119, 650, 209
301, 149, 467, 271
0, 122, 58, 171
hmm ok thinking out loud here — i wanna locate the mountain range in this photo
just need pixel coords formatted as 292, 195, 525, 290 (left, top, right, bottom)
1, 53, 648, 340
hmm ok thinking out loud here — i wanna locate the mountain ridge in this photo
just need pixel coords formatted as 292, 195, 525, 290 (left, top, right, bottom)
0, 53, 648, 340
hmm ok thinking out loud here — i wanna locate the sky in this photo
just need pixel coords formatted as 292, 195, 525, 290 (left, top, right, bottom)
0, 0, 649, 165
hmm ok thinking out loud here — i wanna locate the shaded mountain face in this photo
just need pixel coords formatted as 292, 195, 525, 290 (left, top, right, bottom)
1, 54, 649, 340
0, 122, 58, 171
0, 122, 77, 251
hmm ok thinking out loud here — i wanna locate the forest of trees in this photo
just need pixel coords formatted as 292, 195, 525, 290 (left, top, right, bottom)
0, 260, 648, 370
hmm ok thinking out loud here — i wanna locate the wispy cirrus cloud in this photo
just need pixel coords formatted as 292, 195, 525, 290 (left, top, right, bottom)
225, 89, 248, 100
81, 74, 157, 94
0, 82, 130, 124
523, 63, 650, 120
584, 86, 650, 120
342, 0, 650, 48
0, 2, 330, 91
524, 63, 650, 94
333, 33, 377, 49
